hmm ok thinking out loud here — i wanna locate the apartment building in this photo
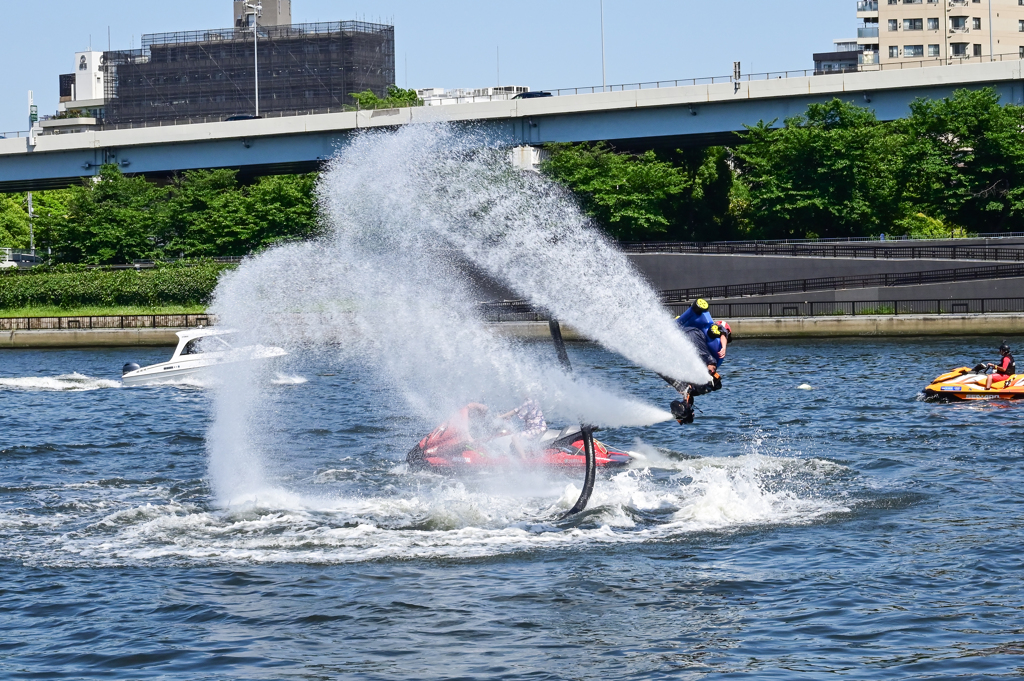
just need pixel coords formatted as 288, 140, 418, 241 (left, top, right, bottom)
856, 0, 1024, 65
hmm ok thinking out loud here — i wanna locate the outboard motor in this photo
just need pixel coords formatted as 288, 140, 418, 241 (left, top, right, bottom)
122, 362, 141, 376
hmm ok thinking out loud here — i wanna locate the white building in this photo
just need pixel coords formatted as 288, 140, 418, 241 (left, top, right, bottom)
56, 50, 105, 118
417, 85, 530, 106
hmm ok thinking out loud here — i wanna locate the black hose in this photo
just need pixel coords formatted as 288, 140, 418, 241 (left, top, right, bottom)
548, 320, 596, 517
548, 320, 572, 371
562, 426, 597, 518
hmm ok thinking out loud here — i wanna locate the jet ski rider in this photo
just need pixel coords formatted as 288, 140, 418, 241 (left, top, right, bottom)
499, 397, 547, 458
982, 342, 1016, 390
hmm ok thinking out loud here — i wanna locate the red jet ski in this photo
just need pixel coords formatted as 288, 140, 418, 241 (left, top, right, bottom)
407, 405, 633, 471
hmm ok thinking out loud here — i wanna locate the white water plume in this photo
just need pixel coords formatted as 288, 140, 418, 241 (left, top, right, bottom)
0, 373, 121, 392
206, 122, 707, 504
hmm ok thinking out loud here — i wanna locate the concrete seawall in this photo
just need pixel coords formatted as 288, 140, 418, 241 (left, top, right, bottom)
490, 315, 1024, 341
2, 314, 1023, 349
727, 314, 1024, 338
0, 328, 182, 348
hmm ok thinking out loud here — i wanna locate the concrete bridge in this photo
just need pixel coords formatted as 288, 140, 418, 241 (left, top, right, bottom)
2, 59, 1023, 192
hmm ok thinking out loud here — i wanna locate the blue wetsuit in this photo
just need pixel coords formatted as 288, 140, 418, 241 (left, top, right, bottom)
676, 308, 714, 333
707, 335, 725, 368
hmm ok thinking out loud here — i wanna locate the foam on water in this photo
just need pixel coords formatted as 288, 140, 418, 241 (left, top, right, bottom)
10, 453, 850, 567
0, 373, 121, 392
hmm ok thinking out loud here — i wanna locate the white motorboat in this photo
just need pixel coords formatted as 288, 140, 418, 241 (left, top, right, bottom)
121, 328, 287, 386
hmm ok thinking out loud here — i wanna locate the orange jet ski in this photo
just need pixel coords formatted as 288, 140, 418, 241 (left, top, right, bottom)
407, 405, 633, 471
923, 363, 1024, 400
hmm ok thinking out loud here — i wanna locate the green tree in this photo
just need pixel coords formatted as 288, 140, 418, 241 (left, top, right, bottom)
541, 143, 696, 240
163, 169, 247, 257
57, 165, 168, 264
659, 146, 740, 241
900, 88, 1024, 233
0, 193, 30, 248
350, 85, 422, 110
234, 173, 320, 252
732, 99, 900, 239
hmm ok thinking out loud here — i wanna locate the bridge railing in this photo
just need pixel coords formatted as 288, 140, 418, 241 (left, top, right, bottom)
620, 242, 1024, 261
542, 51, 1024, 98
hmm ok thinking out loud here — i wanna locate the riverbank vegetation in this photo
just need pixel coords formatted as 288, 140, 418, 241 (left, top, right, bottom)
542, 88, 1024, 241
0, 168, 318, 264
0, 261, 228, 310
0, 87, 1020, 264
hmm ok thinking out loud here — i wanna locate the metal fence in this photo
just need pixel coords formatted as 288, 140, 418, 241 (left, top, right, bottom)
480, 298, 1024, 322
621, 242, 1024, 261
0, 314, 215, 332
675, 298, 1024, 319
660, 263, 1024, 302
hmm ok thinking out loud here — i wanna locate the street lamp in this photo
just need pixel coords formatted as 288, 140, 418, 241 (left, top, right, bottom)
600, 0, 607, 91
245, 1, 263, 116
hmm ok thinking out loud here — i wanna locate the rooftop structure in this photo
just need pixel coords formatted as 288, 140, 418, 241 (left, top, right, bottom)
813, 39, 863, 75
417, 86, 530, 106
57, 51, 106, 119
101, 21, 395, 125
234, 0, 291, 27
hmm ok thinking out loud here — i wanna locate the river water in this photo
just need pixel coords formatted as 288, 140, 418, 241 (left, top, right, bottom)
1, 336, 1022, 679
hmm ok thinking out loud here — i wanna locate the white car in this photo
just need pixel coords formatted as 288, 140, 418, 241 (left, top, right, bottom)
121, 328, 287, 386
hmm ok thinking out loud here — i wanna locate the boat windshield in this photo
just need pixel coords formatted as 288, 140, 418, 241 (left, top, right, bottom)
181, 335, 234, 356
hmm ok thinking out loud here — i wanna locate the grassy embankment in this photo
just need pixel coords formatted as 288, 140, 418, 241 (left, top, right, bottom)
0, 262, 230, 319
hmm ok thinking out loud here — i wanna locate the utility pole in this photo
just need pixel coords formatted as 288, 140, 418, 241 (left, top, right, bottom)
600, 0, 607, 90
245, 1, 263, 116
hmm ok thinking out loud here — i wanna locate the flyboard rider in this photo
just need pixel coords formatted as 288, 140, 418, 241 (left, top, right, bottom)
662, 299, 730, 424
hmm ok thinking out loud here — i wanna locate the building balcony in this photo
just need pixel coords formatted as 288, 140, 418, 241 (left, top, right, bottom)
858, 26, 880, 38
858, 50, 878, 65
857, 0, 878, 9
949, 0, 968, 6
949, 26, 970, 34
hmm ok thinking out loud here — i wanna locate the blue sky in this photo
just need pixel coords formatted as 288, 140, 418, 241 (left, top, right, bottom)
1, 0, 851, 133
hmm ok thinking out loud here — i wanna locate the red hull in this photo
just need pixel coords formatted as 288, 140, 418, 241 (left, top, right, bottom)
408, 408, 632, 470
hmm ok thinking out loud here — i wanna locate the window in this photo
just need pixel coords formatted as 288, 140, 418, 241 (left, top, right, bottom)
929, 44, 941, 57
973, 18, 981, 30
905, 45, 924, 57
928, 17, 939, 30
951, 16, 968, 30
889, 45, 900, 58
1020, 46, 1024, 57
974, 43, 982, 56
950, 42, 968, 56
888, 19, 899, 31
904, 19, 923, 31
1020, 19, 1024, 31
